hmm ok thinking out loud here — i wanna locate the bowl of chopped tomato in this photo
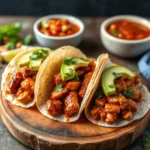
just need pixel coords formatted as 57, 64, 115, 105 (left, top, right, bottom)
34, 14, 84, 49
100, 15, 150, 58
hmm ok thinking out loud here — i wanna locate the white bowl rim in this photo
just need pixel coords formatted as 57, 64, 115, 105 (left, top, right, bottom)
101, 15, 150, 44
33, 14, 84, 40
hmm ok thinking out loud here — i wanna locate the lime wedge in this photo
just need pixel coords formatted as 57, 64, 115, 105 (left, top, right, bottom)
1, 48, 25, 63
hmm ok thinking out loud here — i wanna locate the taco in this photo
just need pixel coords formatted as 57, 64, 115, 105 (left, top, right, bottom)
35, 46, 108, 122
85, 56, 150, 127
1, 46, 53, 108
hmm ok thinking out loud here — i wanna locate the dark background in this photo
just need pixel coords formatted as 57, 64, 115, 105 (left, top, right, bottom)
1, 0, 150, 17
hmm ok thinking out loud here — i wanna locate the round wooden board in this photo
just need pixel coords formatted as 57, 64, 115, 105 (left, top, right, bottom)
0, 92, 150, 150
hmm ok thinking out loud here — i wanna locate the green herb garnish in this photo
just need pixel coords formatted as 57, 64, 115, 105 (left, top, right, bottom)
41, 49, 49, 54
56, 84, 63, 92
112, 72, 121, 78
23, 34, 32, 45
6, 42, 15, 50
112, 30, 119, 36
80, 57, 90, 62
65, 68, 75, 77
30, 50, 44, 60
94, 89, 105, 99
142, 138, 150, 148
123, 88, 134, 98
73, 72, 79, 81
108, 84, 120, 88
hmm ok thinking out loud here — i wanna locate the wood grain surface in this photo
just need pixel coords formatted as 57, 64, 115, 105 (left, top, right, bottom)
0, 16, 149, 150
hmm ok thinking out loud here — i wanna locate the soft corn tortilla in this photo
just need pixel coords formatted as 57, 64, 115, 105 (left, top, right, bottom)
1, 46, 52, 108
85, 58, 150, 127
35, 46, 109, 122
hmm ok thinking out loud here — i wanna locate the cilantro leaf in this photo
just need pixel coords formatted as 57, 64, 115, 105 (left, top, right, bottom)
94, 89, 105, 99
6, 42, 15, 50
23, 34, 32, 45
112, 72, 121, 78
108, 84, 120, 89
65, 68, 75, 77
80, 57, 89, 62
123, 88, 134, 98
73, 72, 79, 81
64, 57, 72, 66
56, 84, 63, 92
142, 138, 150, 148
112, 30, 119, 36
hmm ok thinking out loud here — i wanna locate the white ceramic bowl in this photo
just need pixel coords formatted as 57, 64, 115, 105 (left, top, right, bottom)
34, 14, 84, 49
100, 15, 150, 58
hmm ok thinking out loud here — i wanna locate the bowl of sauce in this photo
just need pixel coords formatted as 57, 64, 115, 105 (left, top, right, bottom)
34, 15, 84, 49
100, 15, 150, 57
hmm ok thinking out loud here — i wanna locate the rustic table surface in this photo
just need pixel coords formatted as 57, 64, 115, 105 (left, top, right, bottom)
0, 16, 149, 150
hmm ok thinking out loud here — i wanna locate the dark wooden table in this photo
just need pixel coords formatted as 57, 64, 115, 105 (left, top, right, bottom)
0, 16, 149, 150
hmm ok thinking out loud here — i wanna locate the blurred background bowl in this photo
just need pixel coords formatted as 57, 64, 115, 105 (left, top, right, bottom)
34, 14, 84, 49
100, 15, 150, 58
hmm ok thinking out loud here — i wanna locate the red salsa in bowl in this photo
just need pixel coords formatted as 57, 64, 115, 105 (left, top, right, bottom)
107, 20, 150, 40
38, 18, 80, 37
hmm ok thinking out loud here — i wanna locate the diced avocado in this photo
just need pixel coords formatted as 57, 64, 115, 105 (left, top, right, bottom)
18, 52, 32, 67
41, 20, 49, 29
29, 59, 43, 71
61, 57, 90, 81
102, 66, 135, 96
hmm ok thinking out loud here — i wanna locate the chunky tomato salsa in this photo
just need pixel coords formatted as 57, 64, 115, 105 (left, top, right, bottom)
107, 20, 150, 40
39, 18, 80, 37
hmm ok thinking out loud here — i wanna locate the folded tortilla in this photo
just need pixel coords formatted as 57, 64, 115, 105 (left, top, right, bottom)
35, 46, 109, 122
85, 56, 150, 127
1, 46, 52, 108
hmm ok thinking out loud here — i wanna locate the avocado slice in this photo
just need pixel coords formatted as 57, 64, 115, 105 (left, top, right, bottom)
18, 52, 32, 67
29, 59, 43, 71
102, 66, 135, 96
61, 57, 90, 81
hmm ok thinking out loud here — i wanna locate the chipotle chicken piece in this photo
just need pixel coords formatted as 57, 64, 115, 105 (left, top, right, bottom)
95, 97, 107, 107
121, 110, 133, 120
130, 87, 142, 102
100, 110, 107, 121
105, 103, 120, 114
54, 73, 67, 86
47, 100, 63, 116
114, 78, 127, 92
107, 95, 119, 105
105, 113, 117, 124
66, 81, 80, 91
127, 99, 138, 112
19, 66, 37, 79
75, 69, 85, 76
124, 78, 134, 88
64, 92, 79, 117
134, 73, 141, 85
51, 87, 69, 99
118, 94, 128, 110
91, 106, 101, 120
16, 78, 35, 103
79, 72, 92, 97
6, 72, 23, 94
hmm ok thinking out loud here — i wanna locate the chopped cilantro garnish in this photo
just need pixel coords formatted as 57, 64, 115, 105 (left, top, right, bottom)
41, 49, 49, 54
112, 30, 119, 36
108, 84, 120, 88
80, 57, 89, 62
23, 34, 32, 45
73, 72, 79, 81
56, 84, 63, 92
30, 50, 44, 60
94, 89, 105, 99
6, 42, 15, 50
64, 57, 73, 66
112, 72, 121, 78
123, 88, 134, 98
65, 68, 75, 77
142, 138, 150, 148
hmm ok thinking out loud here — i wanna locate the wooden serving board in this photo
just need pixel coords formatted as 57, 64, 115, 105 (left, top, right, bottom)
0, 92, 150, 150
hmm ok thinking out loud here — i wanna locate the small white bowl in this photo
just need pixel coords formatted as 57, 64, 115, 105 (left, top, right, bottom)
34, 14, 84, 49
100, 15, 150, 58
